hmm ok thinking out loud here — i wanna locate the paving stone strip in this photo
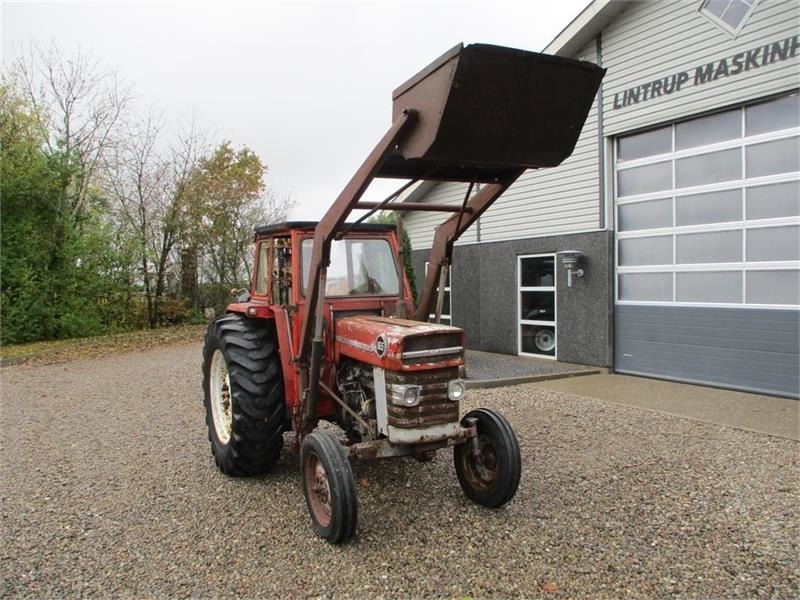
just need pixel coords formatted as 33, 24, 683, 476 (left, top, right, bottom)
1, 342, 797, 598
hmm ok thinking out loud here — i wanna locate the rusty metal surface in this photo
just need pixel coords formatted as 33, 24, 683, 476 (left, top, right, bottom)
376, 154, 523, 182
385, 367, 459, 384
355, 201, 475, 213
386, 367, 460, 429
403, 332, 461, 353
455, 417, 501, 493
380, 43, 605, 181
346, 422, 476, 461
387, 401, 458, 429
335, 316, 464, 372
386, 421, 476, 446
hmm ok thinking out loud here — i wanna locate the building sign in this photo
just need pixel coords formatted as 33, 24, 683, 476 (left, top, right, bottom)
612, 34, 799, 110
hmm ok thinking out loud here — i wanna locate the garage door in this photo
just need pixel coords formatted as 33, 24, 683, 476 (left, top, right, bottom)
614, 93, 800, 397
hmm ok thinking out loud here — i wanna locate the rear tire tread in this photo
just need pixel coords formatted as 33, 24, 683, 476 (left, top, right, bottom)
202, 313, 286, 477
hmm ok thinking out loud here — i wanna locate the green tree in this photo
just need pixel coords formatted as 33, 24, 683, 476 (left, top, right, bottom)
2, 43, 139, 343
1, 82, 63, 342
182, 142, 293, 312
3, 43, 292, 339
0, 82, 134, 343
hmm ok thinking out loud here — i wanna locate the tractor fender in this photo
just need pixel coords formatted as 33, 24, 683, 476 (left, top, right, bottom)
225, 301, 274, 320
225, 302, 299, 420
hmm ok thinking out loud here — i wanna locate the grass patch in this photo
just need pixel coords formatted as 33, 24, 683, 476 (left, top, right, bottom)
0, 324, 207, 366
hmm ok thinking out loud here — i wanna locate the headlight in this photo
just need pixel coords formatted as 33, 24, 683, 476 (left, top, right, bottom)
388, 384, 421, 407
447, 379, 466, 402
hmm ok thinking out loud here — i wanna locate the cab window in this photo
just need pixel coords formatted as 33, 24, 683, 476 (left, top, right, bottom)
254, 241, 269, 296
301, 238, 399, 296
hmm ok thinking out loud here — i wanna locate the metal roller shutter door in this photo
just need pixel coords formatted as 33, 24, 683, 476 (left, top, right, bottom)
613, 93, 800, 397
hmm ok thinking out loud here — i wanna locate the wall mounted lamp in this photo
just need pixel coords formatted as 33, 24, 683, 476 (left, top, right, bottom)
558, 250, 585, 288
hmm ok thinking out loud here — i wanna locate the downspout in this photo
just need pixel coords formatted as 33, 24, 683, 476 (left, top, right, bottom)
596, 31, 615, 371
596, 32, 605, 231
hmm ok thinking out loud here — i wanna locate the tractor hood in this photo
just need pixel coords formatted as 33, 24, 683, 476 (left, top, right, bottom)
335, 315, 464, 371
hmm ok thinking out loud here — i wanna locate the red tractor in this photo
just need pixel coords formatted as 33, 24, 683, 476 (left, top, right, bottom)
202, 43, 604, 543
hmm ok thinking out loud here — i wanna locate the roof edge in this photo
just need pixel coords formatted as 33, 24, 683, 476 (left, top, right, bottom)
544, 0, 629, 57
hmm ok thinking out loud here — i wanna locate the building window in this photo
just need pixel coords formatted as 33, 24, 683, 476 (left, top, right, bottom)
698, 0, 759, 36
518, 254, 556, 358
614, 93, 800, 308
425, 263, 452, 325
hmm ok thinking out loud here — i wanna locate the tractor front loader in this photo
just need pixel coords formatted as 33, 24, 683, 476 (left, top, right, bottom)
201, 43, 604, 543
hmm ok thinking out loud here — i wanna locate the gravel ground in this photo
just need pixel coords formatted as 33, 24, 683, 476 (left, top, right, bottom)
1, 342, 798, 599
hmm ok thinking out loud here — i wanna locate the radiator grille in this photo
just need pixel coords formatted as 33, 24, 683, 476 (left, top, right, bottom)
402, 333, 463, 365
385, 368, 459, 429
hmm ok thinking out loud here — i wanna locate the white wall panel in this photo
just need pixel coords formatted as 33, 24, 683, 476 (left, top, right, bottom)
602, 0, 800, 135
402, 181, 478, 249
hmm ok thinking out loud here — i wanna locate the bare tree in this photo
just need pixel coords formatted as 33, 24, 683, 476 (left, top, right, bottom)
14, 41, 134, 226
104, 110, 215, 327
171, 116, 211, 310
104, 108, 169, 326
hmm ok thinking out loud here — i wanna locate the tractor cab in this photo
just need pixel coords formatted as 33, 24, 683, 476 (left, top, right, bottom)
246, 220, 466, 447
249, 220, 416, 353
251, 222, 410, 308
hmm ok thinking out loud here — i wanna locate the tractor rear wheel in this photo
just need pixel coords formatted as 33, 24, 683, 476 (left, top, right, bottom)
202, 313, 286, 476
300, 431, 358, 544
454, 408, 521, 508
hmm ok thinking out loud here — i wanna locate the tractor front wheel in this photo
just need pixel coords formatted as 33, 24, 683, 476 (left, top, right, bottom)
202, 313, 286, 476
454, 408, 521, 508
300, 431, 358, 544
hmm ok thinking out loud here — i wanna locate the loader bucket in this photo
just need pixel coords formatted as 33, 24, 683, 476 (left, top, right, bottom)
378, 43, 605, 182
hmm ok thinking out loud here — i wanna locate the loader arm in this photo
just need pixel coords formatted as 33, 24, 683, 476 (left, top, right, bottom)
296, 42, 605, 428
298, 109, 417, 426
416, 173, 524, 322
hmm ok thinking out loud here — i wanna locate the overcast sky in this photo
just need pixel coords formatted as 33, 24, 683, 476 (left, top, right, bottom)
2, 0, 590, 220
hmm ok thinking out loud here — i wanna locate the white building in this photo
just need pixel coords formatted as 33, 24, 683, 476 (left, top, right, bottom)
402, 0, 799, 397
